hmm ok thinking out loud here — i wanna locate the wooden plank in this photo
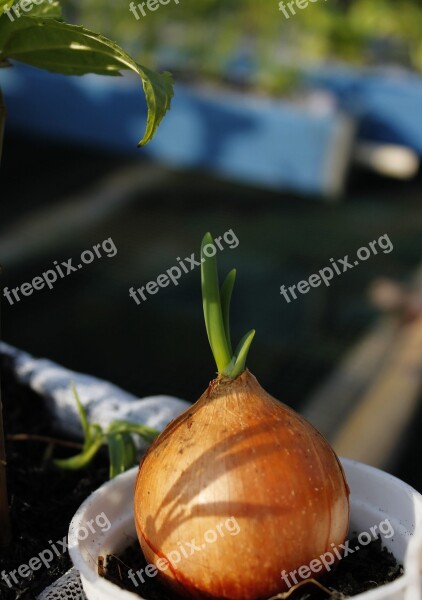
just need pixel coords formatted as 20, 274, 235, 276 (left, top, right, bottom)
301, 317, 398, 440
332, 316, 422, 468
302, 265, 422, 468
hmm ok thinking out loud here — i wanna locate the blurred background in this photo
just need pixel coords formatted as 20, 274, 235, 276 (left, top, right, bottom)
1, 0, 422, 490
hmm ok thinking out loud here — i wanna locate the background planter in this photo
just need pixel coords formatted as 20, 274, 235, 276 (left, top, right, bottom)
4, 64, 422, 199
69, 458, 422, 600
0, 64, 354, 198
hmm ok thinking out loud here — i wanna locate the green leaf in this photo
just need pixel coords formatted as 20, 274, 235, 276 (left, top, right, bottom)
72, 383, 90, 444
0, 17, 173, 145
107, 432, 137, 479
201, 232, 232, 373
220, 269, 236, 356
223, 329, 256, 379
122, 434, 137, 468
53, 385, 105, 470
54, 431, 104, 470
107, 420, 159, 444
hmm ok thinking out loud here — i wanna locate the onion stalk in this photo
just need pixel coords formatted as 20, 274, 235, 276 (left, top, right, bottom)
134, 233, 350, 600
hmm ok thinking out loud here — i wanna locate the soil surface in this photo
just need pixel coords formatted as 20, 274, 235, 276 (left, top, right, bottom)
0, 355, 109, 600
104, 536, 403, 599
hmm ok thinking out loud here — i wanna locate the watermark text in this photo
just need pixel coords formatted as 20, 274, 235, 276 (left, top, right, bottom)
1, 512, 111, 588
3, 237, 117, 306
281, 518, 395, 588
280, 233, 393, 304
129, 517, 240, 586
129, 229, 239, 306
3, 0, 55, 22
129, 0, 179, 20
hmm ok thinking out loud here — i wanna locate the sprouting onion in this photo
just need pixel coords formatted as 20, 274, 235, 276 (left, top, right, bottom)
134, 233, 350, 600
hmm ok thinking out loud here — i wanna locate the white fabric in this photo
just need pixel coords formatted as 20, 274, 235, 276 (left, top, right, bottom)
0, 342, 190, 438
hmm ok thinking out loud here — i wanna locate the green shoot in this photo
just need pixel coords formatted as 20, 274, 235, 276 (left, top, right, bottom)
220, 269, 237, 356
201, 233, 232, 372
222, 329, 256, 379
54, 386, 159, 479
201, 233, 255, 378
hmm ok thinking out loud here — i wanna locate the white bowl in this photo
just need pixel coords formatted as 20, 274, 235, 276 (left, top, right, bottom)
69, 459, 422, 600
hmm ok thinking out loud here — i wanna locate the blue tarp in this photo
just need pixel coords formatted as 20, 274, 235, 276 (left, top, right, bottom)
3, 63, 422, 196
0, 63, 352, 198
308, 66, 422, 154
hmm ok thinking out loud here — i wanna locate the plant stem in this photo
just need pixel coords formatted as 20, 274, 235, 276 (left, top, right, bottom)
0, 87, 11, 547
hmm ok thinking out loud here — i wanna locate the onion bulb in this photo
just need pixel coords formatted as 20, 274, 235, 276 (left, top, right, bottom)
134, 233, 350, 600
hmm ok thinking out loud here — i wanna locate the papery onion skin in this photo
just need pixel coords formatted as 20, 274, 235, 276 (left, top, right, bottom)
134, 370, 350, 600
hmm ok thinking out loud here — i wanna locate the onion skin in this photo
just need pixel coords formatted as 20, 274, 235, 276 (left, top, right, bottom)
134, 370, 350, 600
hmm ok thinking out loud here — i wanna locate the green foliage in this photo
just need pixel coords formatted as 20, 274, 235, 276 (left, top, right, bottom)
0, 1, 14, 16
54, 385, 159, 479
0, 1, 173, 145
68, 0, 422, 94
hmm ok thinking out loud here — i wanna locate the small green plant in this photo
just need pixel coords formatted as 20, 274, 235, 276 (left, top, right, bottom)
54, 385, 159, 479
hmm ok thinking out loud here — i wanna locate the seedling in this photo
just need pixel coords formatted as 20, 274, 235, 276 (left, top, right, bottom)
55, 385, 159, 479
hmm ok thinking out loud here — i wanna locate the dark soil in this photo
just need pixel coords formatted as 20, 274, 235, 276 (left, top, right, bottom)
104, 536, 403, 599
0, 355, 110, 600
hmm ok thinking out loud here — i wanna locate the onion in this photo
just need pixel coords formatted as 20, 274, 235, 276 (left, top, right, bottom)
134, 233, 350, 600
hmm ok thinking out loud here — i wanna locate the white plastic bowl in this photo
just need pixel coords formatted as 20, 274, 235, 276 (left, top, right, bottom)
69, 459, 422, 600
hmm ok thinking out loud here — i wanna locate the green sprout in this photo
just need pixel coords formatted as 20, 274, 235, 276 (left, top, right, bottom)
201, 232, 255, 379
54, 385, 159, 479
